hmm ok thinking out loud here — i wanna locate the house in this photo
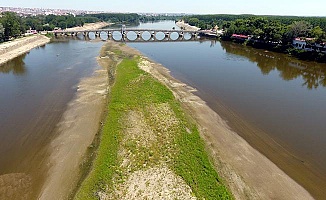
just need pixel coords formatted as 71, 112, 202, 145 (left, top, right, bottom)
25, 29, 38, 36
231, 34, 249, 41
292, 37, 312, 50
293, 38, 326, 53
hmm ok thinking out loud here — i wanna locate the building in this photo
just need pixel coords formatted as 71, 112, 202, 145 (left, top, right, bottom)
293, 38, 326, 53
230, 34, 250, 42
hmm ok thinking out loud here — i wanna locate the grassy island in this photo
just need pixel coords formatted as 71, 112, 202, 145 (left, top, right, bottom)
74, 42, 232, 200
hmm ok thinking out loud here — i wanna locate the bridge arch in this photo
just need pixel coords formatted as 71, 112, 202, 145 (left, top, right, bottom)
155, 31, 165, 41
183, 32, 193, 40
99, 31, 108, 40
169, 32, 180, 41
87, 32, 96, 40
51, 29, 202, 42
141, 31, 152, 41
126, 31, 138, 41
111, 31, 123, 41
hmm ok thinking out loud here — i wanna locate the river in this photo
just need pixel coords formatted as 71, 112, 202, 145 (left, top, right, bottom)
127, 21, 326, 198
0, 39, 103, 199
0, 20, 326, 199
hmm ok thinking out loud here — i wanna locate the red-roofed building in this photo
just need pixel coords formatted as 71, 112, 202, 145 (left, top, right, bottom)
231, 34, 249, 40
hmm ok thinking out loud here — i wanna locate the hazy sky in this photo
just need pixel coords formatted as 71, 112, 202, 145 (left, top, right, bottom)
0, 0, 325, 16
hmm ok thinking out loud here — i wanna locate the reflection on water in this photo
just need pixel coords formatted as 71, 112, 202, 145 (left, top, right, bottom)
128, 22, 326, 198
221, 42, 326, 89
0, 54, 27, 75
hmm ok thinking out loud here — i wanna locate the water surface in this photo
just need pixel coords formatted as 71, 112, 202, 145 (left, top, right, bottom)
128, 21, 326, 198
0, 39, 103, 199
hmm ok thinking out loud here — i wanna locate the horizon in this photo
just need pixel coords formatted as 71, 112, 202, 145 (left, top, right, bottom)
0, 0, 326, 17
1, 6, 326, 18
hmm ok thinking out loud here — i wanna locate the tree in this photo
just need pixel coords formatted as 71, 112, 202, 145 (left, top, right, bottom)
0, 23, 4, 42
1, 12, 21, 40
287, 20, 312, 38
310, 26, 325, 40
188, 18, 199, 26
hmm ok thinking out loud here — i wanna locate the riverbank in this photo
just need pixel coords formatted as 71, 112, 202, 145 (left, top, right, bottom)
65, 22, 110, 31
0, 22, 109, 67
0, 35, 50, 66
176, 20, 200, 31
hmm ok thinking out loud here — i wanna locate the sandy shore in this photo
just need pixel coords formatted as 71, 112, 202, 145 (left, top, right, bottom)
176, 20, 200, 31
0, 35, 50, 66
0, 22, 109, 67
116, 43, 314, 199
65, 22, 110, 31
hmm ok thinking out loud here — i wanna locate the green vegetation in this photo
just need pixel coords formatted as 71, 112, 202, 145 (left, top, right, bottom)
0, 11, 184, 42
183, 14, 326, 32
0, 12, 23, 41
183, 14, 326, 62
75, 44, 231, 199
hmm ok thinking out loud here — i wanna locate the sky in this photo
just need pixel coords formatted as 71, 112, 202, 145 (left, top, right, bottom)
0, 0, 326, 16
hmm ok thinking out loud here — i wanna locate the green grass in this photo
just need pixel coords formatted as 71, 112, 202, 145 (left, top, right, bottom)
75, 49, 232, 199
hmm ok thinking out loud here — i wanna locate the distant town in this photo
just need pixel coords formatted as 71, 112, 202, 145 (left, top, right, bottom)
0, 6, 188, 17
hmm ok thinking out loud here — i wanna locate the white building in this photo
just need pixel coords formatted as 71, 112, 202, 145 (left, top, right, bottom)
292, 38, 326, 53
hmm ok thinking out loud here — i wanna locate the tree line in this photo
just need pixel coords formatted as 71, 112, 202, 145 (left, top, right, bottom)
183, 14, 326, 62
0, 12, 184, 42
0, 12, 145, 42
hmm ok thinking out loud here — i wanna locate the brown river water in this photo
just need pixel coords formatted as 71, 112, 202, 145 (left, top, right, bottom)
0, 39, 103, 199
1, 20, 326, 199
128, 21, 326, 199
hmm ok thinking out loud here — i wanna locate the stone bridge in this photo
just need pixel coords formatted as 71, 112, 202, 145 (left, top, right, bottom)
53, 28, 205, 42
